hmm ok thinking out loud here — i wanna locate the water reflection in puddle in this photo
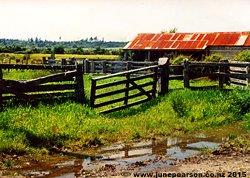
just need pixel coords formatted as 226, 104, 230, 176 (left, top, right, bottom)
20, 136, 222, 177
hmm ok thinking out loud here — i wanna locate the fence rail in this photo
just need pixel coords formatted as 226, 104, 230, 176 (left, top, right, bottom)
1, 59, 249, 113
90, 65, 158, 114
0, 64, 85, 109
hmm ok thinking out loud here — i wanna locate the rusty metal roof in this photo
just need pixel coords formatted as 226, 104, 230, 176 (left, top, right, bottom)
124, 32, 250, 50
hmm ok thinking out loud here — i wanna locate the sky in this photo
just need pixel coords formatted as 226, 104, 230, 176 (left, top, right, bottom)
0, 0, 250, 41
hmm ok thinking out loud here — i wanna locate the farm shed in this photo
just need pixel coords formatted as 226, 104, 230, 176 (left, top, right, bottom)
123, 32, 250, 61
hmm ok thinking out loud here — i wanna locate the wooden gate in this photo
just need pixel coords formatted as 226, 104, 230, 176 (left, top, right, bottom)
90, 65, 158, 114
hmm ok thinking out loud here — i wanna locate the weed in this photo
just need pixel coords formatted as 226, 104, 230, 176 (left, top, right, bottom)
3, 160, 13, 169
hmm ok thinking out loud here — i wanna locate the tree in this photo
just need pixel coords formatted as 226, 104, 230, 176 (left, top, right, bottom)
53, 46, 65, 54
161, 27, 178, 33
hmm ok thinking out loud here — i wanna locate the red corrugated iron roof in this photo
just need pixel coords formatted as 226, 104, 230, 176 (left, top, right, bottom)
124, 32, 250, 50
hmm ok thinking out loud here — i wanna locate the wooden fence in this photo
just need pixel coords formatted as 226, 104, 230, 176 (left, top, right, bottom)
90, 65, 158, 114
0, 60, 249, 112
186, 61, 250, 88
89, 59, 249, 113
0, 64, 85, 109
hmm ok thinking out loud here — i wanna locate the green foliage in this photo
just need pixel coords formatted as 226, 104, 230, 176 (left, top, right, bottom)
53, 46, 65, 54
3, 70, 51, 80
0, 72, 249, 153
0, 38, 126, 54
235, 50, 250, 62
204, 53, 223, 62
171, 55, 188, 64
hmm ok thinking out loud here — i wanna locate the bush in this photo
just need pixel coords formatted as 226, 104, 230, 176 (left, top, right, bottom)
171, 55, 188, 64
204, 53, 223, 62
235, 50, 250, 62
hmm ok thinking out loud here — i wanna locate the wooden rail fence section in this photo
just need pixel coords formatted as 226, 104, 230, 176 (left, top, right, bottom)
0, 60, 249, 113
0, 64, 85, 109
185, 61, 250, 88
0, 60, 157, 73
90, 65, 159, 114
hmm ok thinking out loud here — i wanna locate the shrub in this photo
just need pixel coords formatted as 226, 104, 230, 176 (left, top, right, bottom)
235, 50, 250, 62
204, 53, 223, 62
171, 55, 188, 64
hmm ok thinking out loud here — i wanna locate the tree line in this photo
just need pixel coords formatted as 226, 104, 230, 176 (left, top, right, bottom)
0, 38, 127, 55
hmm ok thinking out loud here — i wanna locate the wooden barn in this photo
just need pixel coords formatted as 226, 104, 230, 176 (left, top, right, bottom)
123, 32, 250, 61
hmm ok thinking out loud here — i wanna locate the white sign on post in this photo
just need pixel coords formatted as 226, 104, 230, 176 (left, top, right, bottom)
158, 57, 169, 66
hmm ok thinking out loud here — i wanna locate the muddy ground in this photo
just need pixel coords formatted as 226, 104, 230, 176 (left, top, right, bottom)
0, 152, 249, 177
0, 135, 249, 177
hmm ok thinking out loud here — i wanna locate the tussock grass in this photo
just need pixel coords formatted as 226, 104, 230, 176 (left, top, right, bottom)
0, 71, 249, 153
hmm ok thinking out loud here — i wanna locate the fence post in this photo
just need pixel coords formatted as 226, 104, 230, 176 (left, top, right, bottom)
222, 60, 229, 85
84, 60, 90, 73
152, 66, 158, 98
42, 57, 47, 65
102, 60, 107, 74
90, 79, 96, 107
183, 60, 190, 88
0, 68, 2, 110
126, 61, 131, 71
61, 58, 66, 72
91, 60, 95, 73
218, 60, 227, 89
158, 57, 170, 95
75, 64, 86, 104
246, 66, 250, 87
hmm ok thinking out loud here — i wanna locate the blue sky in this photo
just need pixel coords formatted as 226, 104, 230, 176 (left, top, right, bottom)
0, 0, 249, 41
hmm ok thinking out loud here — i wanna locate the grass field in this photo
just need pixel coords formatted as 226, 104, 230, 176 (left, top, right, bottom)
0, 53, 119, 62
0, 70, 249, 153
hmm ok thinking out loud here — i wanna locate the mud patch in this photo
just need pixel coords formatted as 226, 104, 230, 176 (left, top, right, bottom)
1, 136, 224, 177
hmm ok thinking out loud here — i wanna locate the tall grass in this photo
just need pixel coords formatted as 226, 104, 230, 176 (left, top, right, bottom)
0, 70, 249, 153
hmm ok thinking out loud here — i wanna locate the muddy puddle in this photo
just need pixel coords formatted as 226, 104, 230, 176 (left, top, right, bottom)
11, 135, 225, 177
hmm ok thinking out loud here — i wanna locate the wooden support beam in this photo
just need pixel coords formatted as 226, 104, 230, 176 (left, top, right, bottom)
123, 51, 128, 61
147, 51, 151, 61
129, 80, 152, 99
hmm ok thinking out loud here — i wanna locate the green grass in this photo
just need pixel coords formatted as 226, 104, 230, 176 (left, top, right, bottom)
0, 53, 119, 63
0, 70, 249, 153
3, 69, 52, 81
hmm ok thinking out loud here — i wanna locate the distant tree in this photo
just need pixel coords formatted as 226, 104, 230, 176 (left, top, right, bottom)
76, 47, 83, 54
53, 46, 65, 54
161, 27, 178, 33
94, 46, 106, 54
35, 37, 39, 44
